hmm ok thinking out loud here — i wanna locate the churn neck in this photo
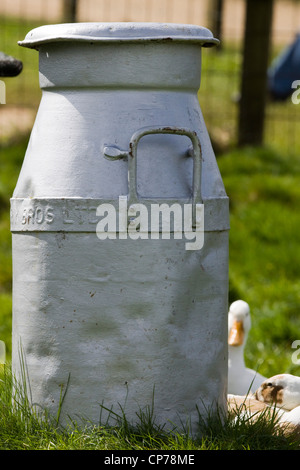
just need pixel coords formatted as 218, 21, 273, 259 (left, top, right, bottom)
18, 23, 219, 91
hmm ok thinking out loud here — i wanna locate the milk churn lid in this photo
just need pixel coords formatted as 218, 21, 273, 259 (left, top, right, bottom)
18, 22, 219, 49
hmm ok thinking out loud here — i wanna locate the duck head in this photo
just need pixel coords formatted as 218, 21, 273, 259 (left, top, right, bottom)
255, 374, 300, 411
228, 300, 251, 348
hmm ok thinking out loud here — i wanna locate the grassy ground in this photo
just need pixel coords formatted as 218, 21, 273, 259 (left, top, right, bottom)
0, 138, 27, 360
0, 363, 299, 450
219, 146, 300, 378
0, 16, 41, 107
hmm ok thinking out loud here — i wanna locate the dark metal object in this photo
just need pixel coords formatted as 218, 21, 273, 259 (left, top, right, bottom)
0, 52, 23, 77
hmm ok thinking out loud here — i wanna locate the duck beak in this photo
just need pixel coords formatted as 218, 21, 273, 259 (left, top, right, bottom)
228, 320, 244, 346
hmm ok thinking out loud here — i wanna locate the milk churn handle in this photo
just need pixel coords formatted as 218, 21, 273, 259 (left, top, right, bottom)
104, 125, 202, 206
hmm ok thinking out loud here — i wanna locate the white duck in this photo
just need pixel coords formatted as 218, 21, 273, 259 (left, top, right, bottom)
255, 373, 300, 411
228, 300, 266, 395
244, 374, 300, 433
228, 374, 300, 432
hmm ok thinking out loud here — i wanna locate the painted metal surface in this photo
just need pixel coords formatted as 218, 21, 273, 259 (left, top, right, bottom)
11, 23, 229, 432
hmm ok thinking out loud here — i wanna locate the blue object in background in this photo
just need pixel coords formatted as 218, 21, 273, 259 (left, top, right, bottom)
268, 34, 300, 100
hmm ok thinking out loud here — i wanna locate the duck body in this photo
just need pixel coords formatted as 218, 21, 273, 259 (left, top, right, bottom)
228, 300, 266, 395
228, 393, 271, 414
279, 405, 300, 434
230, 374, 300, 433
229, 370, 300, 436
228, 355, 266, 395
228, 393, 287, 425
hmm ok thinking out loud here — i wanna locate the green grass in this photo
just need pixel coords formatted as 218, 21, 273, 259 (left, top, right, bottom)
0, 364, 299, 450
0, 16, 45, 107
217, 146, 300, 379
0, 136, 28, 360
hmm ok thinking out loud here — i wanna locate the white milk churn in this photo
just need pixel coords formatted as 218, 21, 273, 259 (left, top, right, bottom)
11, 23, 229, 432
